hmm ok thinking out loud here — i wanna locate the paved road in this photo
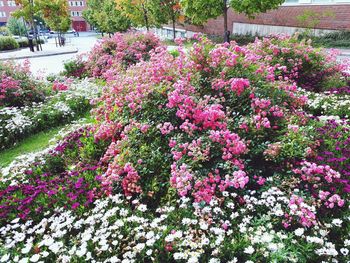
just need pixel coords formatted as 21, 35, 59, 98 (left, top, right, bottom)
17, 32, 99, 77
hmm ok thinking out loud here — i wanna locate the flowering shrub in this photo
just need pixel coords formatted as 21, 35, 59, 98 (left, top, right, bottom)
85, 32, 161, 79
0, 34, 349, 262
312, 119, 350, 192
0, 79, 100, 149
0, 126, 110, 222
304, 89, 350, 118
245, 34, 349, 92
0, 61, 46, 107
62, 55, 88, 79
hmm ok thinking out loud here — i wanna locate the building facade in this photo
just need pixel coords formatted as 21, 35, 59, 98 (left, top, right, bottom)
158, 0, 350, 39
0, 0, 89, 31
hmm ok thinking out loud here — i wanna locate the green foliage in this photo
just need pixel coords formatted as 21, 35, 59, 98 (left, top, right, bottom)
0, 26, 10, 36
0, 36, 19, 51
83, 0, 131, 34
308, 30, 350, 48
180, 0, 284, 25
16, 37, 45, 48
297, 10, 335, 35
40, 0, 71, 34
179, 0, 223, 26
62, 59, 88, 78
6, 17, 28, 36
116, 0, 159, 31
0, 126, 64, 168
230, 0, 285, 18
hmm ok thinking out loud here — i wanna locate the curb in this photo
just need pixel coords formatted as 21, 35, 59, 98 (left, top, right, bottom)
0, 48, 78, 61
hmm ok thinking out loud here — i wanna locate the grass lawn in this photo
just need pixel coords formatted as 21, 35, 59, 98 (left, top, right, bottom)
0, 112, 95, 168
0, 127, 63, 168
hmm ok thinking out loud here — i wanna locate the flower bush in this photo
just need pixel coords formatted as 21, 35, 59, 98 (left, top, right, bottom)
0, 61, 46, 107
0, 33, 349, 262
0, 79, 100, 150
85, 32, 161, 79
245, 34, 349, 92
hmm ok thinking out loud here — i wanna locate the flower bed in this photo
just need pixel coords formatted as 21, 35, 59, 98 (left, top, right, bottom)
0, 61, 46, 107
64, 32, 161, 80
0, 79, 100, 150
0, 33, 349, 263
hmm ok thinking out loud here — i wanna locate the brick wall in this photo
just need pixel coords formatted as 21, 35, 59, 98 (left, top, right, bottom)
177, 5, 350, 36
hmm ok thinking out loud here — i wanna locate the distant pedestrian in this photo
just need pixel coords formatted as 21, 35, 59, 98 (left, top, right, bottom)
224, 30, 231, 43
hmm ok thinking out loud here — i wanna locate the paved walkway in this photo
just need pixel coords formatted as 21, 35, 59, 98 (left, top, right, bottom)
0, 32, 99, 62
0, 43, 78, 61
1, 33, 99, 76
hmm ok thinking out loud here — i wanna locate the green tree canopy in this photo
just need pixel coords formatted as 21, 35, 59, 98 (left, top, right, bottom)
6, 17, 28, 36
149, 0, 182, 40
180, 0, 284, 41
84, 0, 131, 34
115, 0, 158, 31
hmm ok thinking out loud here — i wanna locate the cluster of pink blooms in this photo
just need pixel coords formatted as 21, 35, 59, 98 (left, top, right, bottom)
52, 81, 69, 91
85, 32, 161, 79
192, 170, 248, 203
170, 163, 194, 197
0, 74, 20, 102
293, 161, 341, 186
319, 191, 345, 209
287, 195, 317, 228
92, 33, 348, 231
209, 130, 246, 167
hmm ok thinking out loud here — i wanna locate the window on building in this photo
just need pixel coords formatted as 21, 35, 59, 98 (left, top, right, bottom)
80, 1, 83, 6
0, 1, 4, 6
0, 12, 6, 17
7, 0, 16, 6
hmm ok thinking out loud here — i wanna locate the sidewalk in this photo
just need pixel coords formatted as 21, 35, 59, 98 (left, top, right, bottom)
337, 49, 350, 57
0, 42, 78, 61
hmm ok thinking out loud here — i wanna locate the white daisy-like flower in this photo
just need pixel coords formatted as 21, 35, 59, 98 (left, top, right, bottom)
244, 246, 255, 254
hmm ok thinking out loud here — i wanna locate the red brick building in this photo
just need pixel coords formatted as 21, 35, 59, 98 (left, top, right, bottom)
156, 0, 350, 39
0, 0, 89, 31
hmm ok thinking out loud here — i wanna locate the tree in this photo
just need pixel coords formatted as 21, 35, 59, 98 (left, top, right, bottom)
180, 0, 285, 42
150, 0, 182, 40
296, 10, 335, 37
6, 17, 28, 36
83, 0, 131, 35
115, 0, 158, 31
40, 0, 71, 46
13, 0, 42, 51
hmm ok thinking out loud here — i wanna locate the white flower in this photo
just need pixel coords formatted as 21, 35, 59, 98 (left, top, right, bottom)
76, 246, 87, 257
29, 254, 40, 262
244, 246, 255, 254
340, 248, 349, 256
294, 228, 304, 236
48, 241, 63, 254
188, 257, 199, 263
18, 258, 29, 263
21, 243, 32, 254
0, 254, 10, 262
146, 249, 152, 256
332, 219, 343, 227
137, 204, 147, 212
200, 222, 209, 230
268, 243, 278, 252
209, 258, 220, 263
135, 243, 145, 252
11, 218, 20, 224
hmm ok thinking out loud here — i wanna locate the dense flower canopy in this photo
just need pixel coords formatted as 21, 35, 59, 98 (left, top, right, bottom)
0, 33, 349, 263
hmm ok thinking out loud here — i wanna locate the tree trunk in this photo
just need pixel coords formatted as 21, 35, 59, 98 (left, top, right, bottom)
223, 0, 229, 43
142, 4, 150, 31
172, 12, 176, 41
